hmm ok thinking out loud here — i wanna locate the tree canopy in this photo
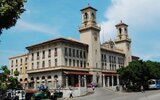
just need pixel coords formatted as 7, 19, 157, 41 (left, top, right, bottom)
117, 60, 160, 91
0, 65, 22, 91
0, 0, 26, 35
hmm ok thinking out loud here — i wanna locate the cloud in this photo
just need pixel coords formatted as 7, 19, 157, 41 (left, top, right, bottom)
17, 20, 60, 36
100, 0, 160, 61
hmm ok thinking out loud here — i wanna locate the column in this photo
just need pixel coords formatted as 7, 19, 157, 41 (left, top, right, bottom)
112, 75, 114, 87
52, 76, 54, 89
27, 81, 29, 89
84, 75, 87, 87
66, 76, 68, 88
117, 74, 119, 85
103, 75, 106, 87
34, 80, 37, 89
107, 77, 109, 87
78, 75, 81, 87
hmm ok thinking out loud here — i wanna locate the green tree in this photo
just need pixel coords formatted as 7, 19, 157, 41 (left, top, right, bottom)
117, 60, 160, 91
0, 65, 22, 90
0, 0, 26, 35
14, 69, 19, 77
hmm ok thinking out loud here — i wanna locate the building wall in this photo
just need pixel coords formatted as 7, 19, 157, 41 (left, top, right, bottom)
101, 50, 125, 70
63, 44, 88, 68
27, 44, 60, 70
9, 54, 28, 82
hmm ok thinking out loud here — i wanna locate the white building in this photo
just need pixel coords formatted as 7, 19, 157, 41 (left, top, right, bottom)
9, 6, 139, 90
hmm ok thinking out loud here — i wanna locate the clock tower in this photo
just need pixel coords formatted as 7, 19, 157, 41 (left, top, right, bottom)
79, 5, 102, 86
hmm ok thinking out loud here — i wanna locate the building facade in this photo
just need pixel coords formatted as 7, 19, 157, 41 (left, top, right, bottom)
9, 6, 138, 90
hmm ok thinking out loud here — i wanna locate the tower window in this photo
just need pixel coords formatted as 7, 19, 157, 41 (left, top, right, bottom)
84, 13, 88, 20
91, 13, 95, 20
125, 28, 127, 33
119, 28, 122, 34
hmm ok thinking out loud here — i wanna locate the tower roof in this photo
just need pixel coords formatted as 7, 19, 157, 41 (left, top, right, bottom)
80, 5, 97, 11
115, 20, 128, 27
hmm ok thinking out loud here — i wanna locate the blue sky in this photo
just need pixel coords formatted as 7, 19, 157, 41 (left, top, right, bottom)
0, 0, 160, 66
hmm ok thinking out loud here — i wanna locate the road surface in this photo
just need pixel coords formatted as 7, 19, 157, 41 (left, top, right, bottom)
58, 88, 160, 100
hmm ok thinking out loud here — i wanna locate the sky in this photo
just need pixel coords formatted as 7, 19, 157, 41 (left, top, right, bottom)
0, 0, 160, 67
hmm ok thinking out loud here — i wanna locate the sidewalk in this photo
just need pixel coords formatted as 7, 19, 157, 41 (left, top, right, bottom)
139, 92, 160, 100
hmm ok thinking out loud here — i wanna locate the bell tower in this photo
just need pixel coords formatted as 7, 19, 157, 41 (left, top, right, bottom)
79, 5, 102, 86
115, 21, 132, 66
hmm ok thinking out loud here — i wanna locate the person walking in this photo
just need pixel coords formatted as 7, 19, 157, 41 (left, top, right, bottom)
69, 89, 73, 98
141, 85, 144, 93
92, 85, 95, 92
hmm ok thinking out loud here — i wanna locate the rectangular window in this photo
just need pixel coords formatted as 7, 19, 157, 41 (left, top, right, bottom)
80, 51, 82, 58
73, 49, 75, 57
77, 50, 79, 58
77, 60, 79, 67
32, 63, 34, 69
55, 59, 57, 66
83, 51, 86, 58
37, 62, 39, 69
48, 60, 51, 67
65, 47, 68, 56
25, 57, 27, 62
84, 61, 86, 68
11, 60, 13, 67
54, 48, 57, 57
42, 61, 45, 68
65, 58, 68, 66
69, 59, 72, 66
16, 59, 18, 66
42, 51, 45, 59
48, 49, 51, 57
73, 59, 75, 66
20, 58, 22, 65
69, 48, 71, 57
25, 67, 27, 73
80, 61, 83, 67
31, 53, 34, 61
20, 67, 22, 74
37, 52, 39, 60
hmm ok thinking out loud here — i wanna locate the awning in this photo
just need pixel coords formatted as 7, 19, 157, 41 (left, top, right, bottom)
63, 71, 92, 75
25, 89, 37, 93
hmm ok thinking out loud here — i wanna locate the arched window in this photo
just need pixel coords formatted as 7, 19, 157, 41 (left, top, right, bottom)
119, 28, 122, 34
84, 13, 88, 20
91, 13, 95, 20
125, 28, 127, 33
25, 78, 27, 81
42, 76, 45, 80
36, 77, 39, 80
31, 77, 34, 80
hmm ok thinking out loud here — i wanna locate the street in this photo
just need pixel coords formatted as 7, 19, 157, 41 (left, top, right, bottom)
59, 88, 160, 100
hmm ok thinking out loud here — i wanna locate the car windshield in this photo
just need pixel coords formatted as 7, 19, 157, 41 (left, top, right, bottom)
148, 80, 155, 84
